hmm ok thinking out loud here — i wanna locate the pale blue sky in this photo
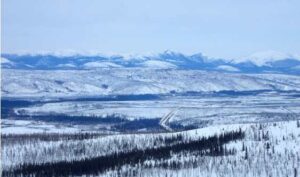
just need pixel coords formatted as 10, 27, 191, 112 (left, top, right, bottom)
2, 0, 300, 58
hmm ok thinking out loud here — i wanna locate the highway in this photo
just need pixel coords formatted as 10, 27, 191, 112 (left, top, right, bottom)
159, 107, 181, 132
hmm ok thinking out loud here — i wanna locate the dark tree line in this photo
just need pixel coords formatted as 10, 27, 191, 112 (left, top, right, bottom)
1, 132, 107, 145
3, 129, 244, 177
12, 114, 127, 124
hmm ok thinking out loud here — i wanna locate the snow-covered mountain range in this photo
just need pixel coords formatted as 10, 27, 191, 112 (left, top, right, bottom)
2, 50, 300, 74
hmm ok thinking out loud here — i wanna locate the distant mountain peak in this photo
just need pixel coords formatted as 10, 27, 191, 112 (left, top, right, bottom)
237, 50, 299, 66
159, 50, 186, 57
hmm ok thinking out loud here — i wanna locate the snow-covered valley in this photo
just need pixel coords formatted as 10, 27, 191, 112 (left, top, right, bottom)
3, 0, 300, 175
1, 67, 300, 177
2, 91, 298, 133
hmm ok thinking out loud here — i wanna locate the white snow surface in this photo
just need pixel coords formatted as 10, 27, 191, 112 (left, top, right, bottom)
2, 69, 300, 98
1, 119, 81, 134
142, 60, 177, 69
216, 65, 240, 72
1, 57, 13, 64
83, 61, 122, 68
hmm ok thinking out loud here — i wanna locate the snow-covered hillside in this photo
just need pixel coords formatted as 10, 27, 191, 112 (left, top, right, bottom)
2, 69, 300, 98
100, 121, 300, 177
142, 60, 177, 69
83, 62, 122, 68
2, 121, 300, 177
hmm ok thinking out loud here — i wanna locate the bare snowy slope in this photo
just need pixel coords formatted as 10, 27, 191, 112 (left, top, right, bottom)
2, 69, 300, 98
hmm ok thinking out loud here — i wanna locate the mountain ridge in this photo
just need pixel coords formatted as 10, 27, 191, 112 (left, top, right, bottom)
1, 51, 300, 74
